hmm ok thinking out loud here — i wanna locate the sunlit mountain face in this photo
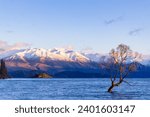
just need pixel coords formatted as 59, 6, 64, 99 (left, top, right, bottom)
0, 48, 99, 77
2, 48, 90, 62
0, 47, 149, 64
0, 48, 150, 78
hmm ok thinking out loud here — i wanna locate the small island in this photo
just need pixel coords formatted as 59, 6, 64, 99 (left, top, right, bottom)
35, 73, 53, 78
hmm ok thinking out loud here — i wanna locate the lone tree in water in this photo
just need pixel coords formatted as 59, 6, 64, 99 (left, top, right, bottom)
100, 44, 142, 93
0, 59, 9, 79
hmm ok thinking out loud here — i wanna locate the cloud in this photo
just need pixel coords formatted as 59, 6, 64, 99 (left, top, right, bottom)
5, 30, 14, 33
0, 40, 8, 47
129, 28, 143, 36
104, 16, 123, 25
0, 40, 31, 53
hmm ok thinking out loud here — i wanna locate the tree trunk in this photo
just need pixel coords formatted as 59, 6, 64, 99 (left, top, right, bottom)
108, 81, 115, 93
108, 85, 115, 93
107, 79, 124, 93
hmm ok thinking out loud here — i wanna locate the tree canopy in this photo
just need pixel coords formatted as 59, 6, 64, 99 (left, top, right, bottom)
100, 44, 142, 92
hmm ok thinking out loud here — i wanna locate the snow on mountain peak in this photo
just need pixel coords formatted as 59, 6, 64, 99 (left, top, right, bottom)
2, 48, 90, 62
1, 47, 150, 65
0, 49, 25, 59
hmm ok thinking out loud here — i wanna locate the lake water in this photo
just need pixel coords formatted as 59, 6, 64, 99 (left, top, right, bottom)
0, 78, 150, 100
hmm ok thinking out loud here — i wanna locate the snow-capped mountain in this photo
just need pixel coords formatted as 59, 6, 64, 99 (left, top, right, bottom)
0, 48, 100, 77
3, 48, 90, 63
140, 55, 150, 66
82, 52, 104, 62
1, 48, 150, 65
0, 49, 25, 59
1, 47, 150, 78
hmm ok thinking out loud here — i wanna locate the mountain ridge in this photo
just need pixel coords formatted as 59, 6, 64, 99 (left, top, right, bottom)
1, 48, 150, 78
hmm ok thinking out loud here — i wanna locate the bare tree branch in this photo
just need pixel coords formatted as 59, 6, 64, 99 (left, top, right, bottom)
100, 44, 142, 93
123, 80, 132, 86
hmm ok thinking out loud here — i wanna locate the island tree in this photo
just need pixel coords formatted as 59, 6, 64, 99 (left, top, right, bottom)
100, 44, 142, 93
0, 59, 9, 79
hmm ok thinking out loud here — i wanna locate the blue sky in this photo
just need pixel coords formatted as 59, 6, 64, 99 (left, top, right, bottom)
0, 0, 150, 54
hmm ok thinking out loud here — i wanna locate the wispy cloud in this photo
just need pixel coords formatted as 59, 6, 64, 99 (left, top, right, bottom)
129, 28, 143, 36
0, 40, 31, 53
104, 16, 123, 25
5, 30, 14, 33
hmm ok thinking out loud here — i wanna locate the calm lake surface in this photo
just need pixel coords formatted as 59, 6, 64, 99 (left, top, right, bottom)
0, 78, 150, 100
